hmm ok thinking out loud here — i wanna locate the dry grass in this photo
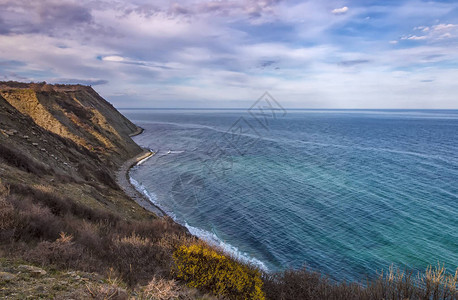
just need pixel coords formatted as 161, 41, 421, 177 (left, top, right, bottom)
142, 276, 182, 300
0, 182, 14, 231
0, 181, 191, 288
1, 178, 457, 299
0, 143, 52, 176
263, 264, 458, 300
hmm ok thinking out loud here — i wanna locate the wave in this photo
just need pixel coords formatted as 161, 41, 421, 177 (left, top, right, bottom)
136, 149, 155, 166
169, 150, 185, 154
129, 161, 268, 271
129, 177, 169, 216
184, 223, 269, 271
135, 120, 458, 166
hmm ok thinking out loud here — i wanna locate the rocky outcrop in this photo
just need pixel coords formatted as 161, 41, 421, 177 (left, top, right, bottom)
0, 81, 148, 219
0, 82, 141, 167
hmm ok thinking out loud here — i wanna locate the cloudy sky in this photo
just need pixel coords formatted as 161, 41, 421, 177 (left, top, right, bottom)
1, 0, 458, 108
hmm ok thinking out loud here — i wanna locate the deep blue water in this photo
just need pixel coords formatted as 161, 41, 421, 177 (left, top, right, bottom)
121, 109, 458, 281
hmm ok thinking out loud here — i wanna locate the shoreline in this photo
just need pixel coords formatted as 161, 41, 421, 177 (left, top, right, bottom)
118, 126, 269, 271
128, 126, 144, 137
116, 127, 166, 217
117, 147, 270, 269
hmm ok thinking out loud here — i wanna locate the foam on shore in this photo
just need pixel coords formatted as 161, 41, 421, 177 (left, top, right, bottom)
184, 222, 269, 271
128, 157, 268, 271
136, 150, 154, 166
129, 177, 163, 210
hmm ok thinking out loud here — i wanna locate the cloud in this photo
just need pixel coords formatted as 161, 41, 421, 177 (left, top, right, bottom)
259, 60, 277, 68
331, 6, 348, 15
1, 0, 458, 108
53, 78, 108, 85
0, 0, 92, 35
102, 55, 124, 62
433, 24, 457, 31
402, 35, 427, 40
400, 23, 458, 42
338, 59, 371, 67
39, 2, 92, 26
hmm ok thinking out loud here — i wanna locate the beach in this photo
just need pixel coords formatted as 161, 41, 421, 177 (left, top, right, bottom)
115, 127, 165, 217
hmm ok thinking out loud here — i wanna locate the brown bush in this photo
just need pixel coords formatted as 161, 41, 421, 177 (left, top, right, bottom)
142, 276, 182, 300
0, 183, 14, 230
106, 234, 172, 287
8, 183, 120, 224
13, 198, 62, 241
25, 232, 93, 270
114, 217, 188, 242
94, 169, 119, 190
86, 283, 128, 300
1, 182, 193, 287
263, 265, 458, 300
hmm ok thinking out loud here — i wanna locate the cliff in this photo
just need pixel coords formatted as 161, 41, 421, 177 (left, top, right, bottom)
0, 81, 203, 298
0, 81, 153, 219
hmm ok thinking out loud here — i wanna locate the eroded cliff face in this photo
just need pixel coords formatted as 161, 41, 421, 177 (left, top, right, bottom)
0, 83, 194, 298
0, 81, 147, 219
0, 82, 141, 165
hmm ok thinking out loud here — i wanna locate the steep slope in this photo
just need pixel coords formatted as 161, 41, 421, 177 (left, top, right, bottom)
0, 82, 146, 219
0, 82, 207, 299
0, 81, 141, 167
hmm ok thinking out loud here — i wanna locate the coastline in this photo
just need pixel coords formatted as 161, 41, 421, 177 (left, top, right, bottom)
128, 126, 144, 137
119, 126, 269, 271
116, 126, 166, 217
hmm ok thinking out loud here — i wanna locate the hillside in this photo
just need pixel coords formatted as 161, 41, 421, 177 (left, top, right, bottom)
0, 82, 203, 299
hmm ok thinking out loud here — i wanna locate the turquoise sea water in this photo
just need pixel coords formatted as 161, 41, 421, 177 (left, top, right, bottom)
121, 109, 458, 281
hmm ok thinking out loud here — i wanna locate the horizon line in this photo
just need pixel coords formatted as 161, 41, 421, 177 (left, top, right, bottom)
117, 107, 458, 110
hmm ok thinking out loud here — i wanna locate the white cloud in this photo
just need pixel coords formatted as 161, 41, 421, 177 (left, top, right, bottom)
405, 35, 427, 40
102, 55, 124, 62
401, 23, 458, 42
1, 0, 458, 108
414, 26, 429, 32
433, 24, 457, 31
438, 33, 452, 39
331, 6, 348, 15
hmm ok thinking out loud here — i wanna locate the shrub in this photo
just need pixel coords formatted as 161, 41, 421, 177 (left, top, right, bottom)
25, 232, 90, 270
8, 183, 120, 225
418, 264, 458, 300
173, 243, 265, 299
263, 265, 458, 300
86, 283, 128, 300
0, 183, 14, 230
94, 169, 119, 190
142, 276, 182, 300
114, 217, 188, 242
8, 195, 62, 241
106, 234, 172, 287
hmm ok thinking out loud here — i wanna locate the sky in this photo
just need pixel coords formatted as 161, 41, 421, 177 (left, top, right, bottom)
0, 0, 458, 108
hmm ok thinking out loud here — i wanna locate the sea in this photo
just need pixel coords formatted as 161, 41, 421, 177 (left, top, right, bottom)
120, 108, 458, 282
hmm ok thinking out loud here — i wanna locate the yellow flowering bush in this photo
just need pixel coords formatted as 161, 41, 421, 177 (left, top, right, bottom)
173, 243, 265, 299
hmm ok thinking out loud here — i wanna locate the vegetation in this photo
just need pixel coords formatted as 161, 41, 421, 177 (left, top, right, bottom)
1, 82, 456, 299
173, 243, 265, 299
1, 179, 456, 299
0, 143, 52, 176
263, 265, 458, 300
